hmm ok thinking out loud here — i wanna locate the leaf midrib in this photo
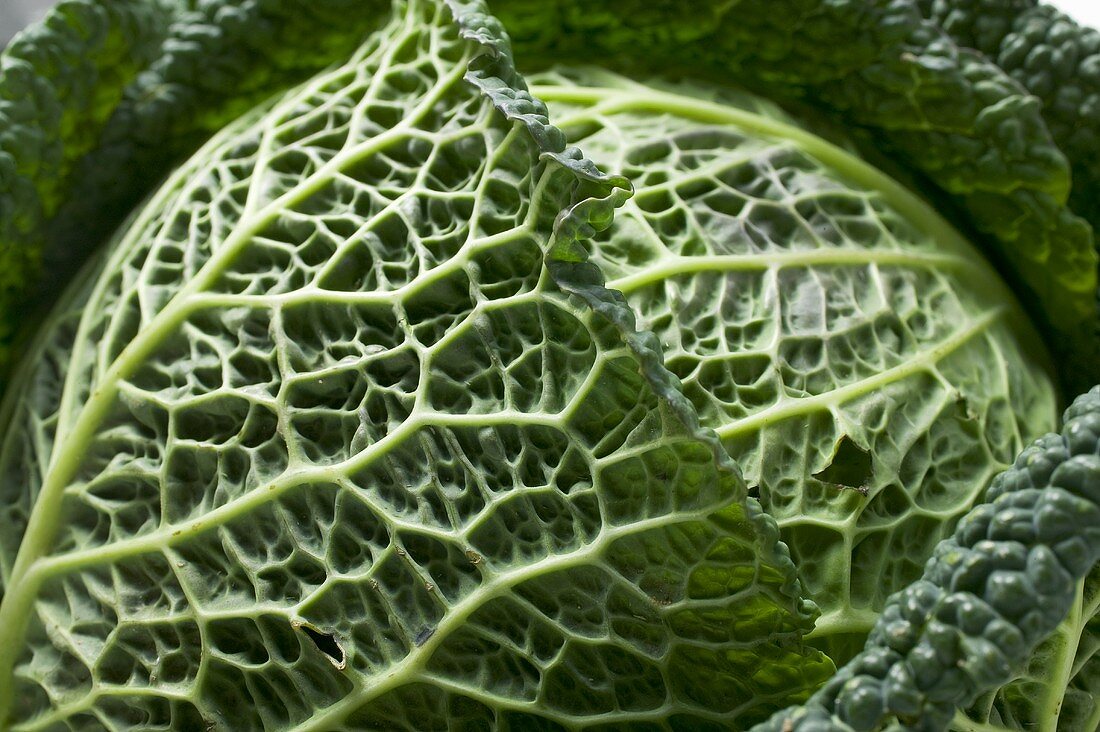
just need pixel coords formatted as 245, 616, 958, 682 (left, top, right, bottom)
608, 248, 983, 294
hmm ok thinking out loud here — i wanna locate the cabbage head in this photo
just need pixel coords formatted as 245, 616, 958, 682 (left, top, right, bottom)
0, 1, 1097, 731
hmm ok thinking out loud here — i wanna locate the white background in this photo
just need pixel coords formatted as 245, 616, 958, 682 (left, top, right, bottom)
0, 1, 1099, 56
1054, 0, 1100, 27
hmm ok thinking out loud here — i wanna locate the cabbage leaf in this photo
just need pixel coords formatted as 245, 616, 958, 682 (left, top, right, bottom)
0, 2, 832, 729
529, 66, 1058, 664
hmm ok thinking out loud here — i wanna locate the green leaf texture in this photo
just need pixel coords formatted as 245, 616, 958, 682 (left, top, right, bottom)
489, 0, 1099, 388
753, 386, 1100, 731
0, 0, 388, 371
920, 0, 1100, 233
531, 66, 1059, 665
0, 1, 831, 729
955, 564, 1100, 731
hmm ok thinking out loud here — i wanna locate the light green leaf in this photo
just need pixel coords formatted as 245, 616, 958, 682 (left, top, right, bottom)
0, 2, 830, 729
530, 66, 1059, 664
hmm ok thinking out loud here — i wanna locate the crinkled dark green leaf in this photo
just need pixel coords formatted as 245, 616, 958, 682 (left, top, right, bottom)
0, 0, 174, 362
955, 563, 1100, 731
916, 5, 1100, 728
921, 0, 1100, 233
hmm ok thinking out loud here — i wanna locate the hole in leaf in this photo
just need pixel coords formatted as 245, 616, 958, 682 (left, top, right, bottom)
813, 436, 872, 494
297, 623, 346, 668
954, 392, 978, 421
746, 485, 760, 499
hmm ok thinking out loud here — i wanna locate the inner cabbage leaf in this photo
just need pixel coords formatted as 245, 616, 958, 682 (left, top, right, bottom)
529, 67, 1060, 663
0, 2, 831, 730
533, 64, 1099, 732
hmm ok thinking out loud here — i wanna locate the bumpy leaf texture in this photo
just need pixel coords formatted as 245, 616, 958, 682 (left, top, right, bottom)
920, 0, 1100, 232
755, 386, 1100, 731
955, 564, 1100, 731
0, 0, 389, 368
529, 66, 1058, 666
489, 0, 1099, 391
0, 1, 832, 729
917, 3, 1100, 729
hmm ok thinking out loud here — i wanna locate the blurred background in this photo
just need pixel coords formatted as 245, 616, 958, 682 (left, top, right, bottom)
1, 0, 1100, 54
1, 0, 49, 46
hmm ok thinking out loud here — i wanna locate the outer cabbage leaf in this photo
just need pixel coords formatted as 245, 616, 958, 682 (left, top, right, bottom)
0, 1, 831, 729
915, 4, 1100, 729
955, 564, 1100, 731
489, 0, 1100, 390
0, 0, 175, 363
530, 67, 1058, 664
921, 0, 1100, 232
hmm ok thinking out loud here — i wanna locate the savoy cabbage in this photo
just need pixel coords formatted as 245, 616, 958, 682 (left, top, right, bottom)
0, 1, 1097, 730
